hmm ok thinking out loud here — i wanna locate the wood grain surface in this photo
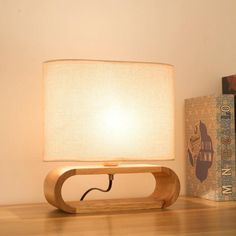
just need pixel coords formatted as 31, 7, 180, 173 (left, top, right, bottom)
1, 197, 236, 236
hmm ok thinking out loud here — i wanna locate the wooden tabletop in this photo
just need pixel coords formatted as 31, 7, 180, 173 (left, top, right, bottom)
0, 197, 236, 236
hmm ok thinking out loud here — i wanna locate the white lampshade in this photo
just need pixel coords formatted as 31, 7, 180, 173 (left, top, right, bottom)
43, 60, 174, 161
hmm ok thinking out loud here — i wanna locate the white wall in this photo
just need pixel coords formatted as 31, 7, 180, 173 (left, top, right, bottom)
1, 0, 236, 204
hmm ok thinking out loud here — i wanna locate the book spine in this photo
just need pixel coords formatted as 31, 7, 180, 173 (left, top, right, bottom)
216, 95, 236, 200
222, 75, 236, 94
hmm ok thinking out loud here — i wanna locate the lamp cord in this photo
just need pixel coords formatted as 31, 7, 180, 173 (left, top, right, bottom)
80, 174, 114, 201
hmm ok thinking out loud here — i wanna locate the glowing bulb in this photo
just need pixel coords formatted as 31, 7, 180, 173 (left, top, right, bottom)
99, 107, 136, 136
105, 108, 129, 130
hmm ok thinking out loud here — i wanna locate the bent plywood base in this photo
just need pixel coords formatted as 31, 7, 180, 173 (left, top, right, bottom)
68, 198, 164, 214
44, 164, 180, 213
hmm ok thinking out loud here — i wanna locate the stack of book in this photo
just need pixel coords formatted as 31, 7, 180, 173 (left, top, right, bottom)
185, 75, 236, 201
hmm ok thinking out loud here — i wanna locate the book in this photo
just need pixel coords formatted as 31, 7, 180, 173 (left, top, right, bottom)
222, 75, 236, 94
185, 95, 236, 201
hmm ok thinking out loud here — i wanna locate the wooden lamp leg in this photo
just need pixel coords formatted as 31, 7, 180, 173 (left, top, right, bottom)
151, 169, 180, 208
44, 165, 180, 214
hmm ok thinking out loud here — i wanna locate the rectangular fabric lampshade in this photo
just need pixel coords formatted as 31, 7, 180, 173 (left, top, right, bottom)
43, 60, 174, 161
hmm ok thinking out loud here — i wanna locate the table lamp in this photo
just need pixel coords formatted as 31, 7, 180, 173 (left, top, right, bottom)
43, 59, 180, 213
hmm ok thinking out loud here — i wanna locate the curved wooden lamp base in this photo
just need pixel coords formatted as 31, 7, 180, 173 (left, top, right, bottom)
44, 164, 180, 214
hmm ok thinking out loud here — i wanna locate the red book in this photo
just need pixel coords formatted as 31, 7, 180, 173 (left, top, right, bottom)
222, 75, 236, 94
